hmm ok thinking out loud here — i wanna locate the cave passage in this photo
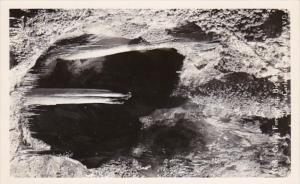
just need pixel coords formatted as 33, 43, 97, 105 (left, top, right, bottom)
27, 48, 186, 168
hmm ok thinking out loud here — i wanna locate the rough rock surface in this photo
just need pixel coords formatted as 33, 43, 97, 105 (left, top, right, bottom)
10, 9, 290, 177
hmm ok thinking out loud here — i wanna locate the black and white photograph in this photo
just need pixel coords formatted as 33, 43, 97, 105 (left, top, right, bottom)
1, 1, 300, 182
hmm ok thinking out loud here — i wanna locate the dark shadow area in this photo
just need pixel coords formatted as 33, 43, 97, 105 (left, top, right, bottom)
129, 119, 206, 169
28, 104, 141, 168
9, 9, 39, 28
151, 119, 203, 155
242, 115, 291, 136
27, 47, 186, 168
242, 114, 291, 159
35, 48, 184, 107
239, 9, 289, 41
261, 10, 287, 38
9, 9, 57, 28
166, 21, 219, 42
10, 51, 17, 69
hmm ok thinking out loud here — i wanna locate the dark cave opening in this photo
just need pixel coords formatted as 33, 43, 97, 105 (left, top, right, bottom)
36, 48, 184, 107
27, 48, 186, 168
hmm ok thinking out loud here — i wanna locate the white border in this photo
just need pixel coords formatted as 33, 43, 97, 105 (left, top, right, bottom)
1, 1, 299, 184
